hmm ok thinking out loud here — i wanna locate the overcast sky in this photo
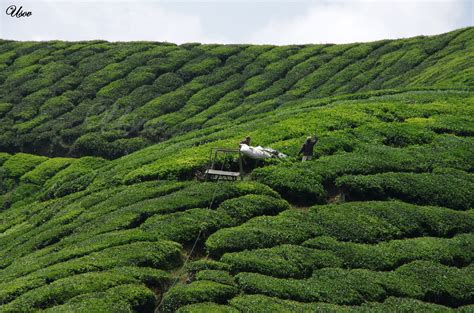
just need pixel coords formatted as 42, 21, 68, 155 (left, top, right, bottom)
1, 0, 472, 44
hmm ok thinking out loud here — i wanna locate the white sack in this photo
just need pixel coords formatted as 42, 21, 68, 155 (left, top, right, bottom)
239, 144, 287, 159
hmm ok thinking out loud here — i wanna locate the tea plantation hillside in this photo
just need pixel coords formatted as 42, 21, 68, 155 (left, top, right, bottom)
0, 28, 474, 312
0, 28, 472, 159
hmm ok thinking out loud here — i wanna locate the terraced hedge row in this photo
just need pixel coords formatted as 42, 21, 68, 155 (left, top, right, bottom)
226, 295, 470, 312
161, 200, 473, 310
111, 90, 473, 184
1, 28, 472, 159
205, 201, 474, 255
0, 241, 181, 304
0, 267, 170, 312
303, 234, 473, 270
163, 261, 474, 311
1, 29, 473, 312
254, 137, 473, 203
0, 180, 278, 268
1, 92, 472, 312
235, 261, 473, 306
220, 234, 473, 277
0, 168, 289, 312
44, 284, 157, 313
161, 201, 473, 311
140, 194, 288, 244
336, 169, 474, 210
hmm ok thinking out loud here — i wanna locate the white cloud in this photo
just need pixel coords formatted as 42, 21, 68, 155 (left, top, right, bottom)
0, 0, 471, 44
1, 1, 227, 43
247, 1, 469, 44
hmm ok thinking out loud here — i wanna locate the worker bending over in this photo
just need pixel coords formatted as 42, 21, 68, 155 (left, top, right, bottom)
299, 136, 318, 161
240, 136, 251, 146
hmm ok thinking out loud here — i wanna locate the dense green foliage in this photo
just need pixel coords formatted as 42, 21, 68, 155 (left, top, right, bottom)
303, 234, 473, 270
222, 234, 473, 275
336, 169, 474, 210
0, 28, 472, 159
162, 281, 238, 313
235, 261, 473, 306
205, 201, 474, 255
229, 295, 460, 312
0, 29, 473, 312
44, 284, 157, 313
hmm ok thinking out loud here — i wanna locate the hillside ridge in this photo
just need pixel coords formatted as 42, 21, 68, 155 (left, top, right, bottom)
0, 27, 472, 159
0, 27, 473, 313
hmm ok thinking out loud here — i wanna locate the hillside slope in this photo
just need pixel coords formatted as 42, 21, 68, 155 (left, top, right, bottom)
0, 28, 472, 158
0, 29, 473, 312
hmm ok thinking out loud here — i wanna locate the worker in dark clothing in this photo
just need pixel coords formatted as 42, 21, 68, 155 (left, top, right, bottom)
240, 136, 251, 146
298, 136, 318, 161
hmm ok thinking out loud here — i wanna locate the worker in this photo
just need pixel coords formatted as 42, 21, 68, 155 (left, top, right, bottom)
240, 136, 251, 146
298, 136, 318, 161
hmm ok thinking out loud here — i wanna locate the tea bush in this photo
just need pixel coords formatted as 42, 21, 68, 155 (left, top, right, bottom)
229, 294, 455, 312
2, 153, 47, 178
195, 270, 235, 286
229, 294, 339, 312
0, 241, 181, 304
253, 135, 473, 205
235, 261, 473, 306
42, 156, 107, 199
236, 269, 388, 305
206, 201, 474, 254
303, 233, 474, 270
177, 302, 238, 313
141, 208, 234, 243
336, 170, 474, 210
428, 114, 474, 136
0, 103, 13, 117
3, 183, 40, 208
0, 229, 162, 281
161, 281, 238, 313
0, 267, 169, 312
310, 201, 474, 242
20, 157, 73, 185
0, 30, 473, 312
0, 152, 10, 166
43, 284, 157, 313
10, 181, 276, 267
252, 166, 326, 205
177, 56, 222, 81
185, 260, 231, 274
39, 96, 75, 118
363, 296, 458, 312
1, 30, 472, 158
216, 194, 290, 224
221, 244, 341, 278
394, 261, 474, 307
206, 209, 320, 256
353, 122, 437, 147
132, 181, 278, 216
